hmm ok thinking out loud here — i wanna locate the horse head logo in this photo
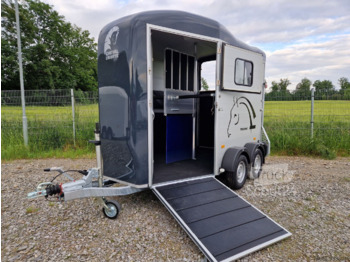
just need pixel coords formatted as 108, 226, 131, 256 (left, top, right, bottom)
109, 30, 119, 50
227, 96, 256, 137
104, 26, 120, 60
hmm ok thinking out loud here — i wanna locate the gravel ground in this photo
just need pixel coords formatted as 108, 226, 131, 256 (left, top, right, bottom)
1, 156, 350, 261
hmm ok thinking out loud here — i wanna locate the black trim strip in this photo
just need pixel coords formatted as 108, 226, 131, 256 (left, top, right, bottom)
166, 187, 224, 201
187, 205, 251, 225
214, 229, 285, 258
157, 177, 213, 191
176, 195, 237, 212
199, 216, 266, 240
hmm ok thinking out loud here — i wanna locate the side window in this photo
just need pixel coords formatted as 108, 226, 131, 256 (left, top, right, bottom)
235, 59, 253, 86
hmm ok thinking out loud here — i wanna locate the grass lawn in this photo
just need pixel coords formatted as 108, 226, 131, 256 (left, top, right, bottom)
264, 100, 350, 158
1, 101, 349, 160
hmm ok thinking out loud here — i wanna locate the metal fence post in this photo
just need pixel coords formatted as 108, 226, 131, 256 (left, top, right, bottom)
15, 0, 28, 146
310, 88, 314, 139
71, 89, 76, 147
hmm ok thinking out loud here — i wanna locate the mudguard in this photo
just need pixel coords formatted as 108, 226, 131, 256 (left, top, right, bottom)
244, 142, 266, 164
221, 147, 250, 173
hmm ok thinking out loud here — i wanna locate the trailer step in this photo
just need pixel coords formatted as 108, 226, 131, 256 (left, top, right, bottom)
152, 177, 291, 261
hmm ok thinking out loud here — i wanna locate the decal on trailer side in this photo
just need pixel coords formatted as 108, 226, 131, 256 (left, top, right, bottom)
227, 96, 256, 137
104, 26, 120, 60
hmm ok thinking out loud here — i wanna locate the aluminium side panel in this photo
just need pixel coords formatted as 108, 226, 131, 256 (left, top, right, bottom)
214, 44, 265, 175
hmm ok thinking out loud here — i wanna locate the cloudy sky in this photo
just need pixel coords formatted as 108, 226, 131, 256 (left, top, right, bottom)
43, 0, 350, 90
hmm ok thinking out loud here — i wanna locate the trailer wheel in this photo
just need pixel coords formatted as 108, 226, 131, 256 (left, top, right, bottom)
102, 200, 121, 219
249, 149, 263, 179
226, 155, 248, 189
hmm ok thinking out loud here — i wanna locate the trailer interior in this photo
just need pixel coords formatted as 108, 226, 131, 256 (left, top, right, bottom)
151, 29, 218, 184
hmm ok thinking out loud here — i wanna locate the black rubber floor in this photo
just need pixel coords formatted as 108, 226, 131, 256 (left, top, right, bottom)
153, 177, 291, 262
153, 148, 213, 184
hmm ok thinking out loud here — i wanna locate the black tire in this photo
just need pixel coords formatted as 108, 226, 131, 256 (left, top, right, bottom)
226, 154, 248, 189
102, 200, 121, 219
249, 149, 263, 179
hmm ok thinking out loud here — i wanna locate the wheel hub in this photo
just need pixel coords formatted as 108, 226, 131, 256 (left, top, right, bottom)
105, 203, 117, 217
253, 154, 262, 176
236, 161, 246, 184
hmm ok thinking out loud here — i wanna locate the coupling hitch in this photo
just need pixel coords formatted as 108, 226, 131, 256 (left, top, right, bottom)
27, 182, 63, 200
27, 168, 100, 201
45, 183, 63, 198
26, 166, 142, 219
27, 167, 82, 200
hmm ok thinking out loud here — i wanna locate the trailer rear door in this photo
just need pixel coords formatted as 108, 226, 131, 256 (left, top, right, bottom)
152, 177, 291, 261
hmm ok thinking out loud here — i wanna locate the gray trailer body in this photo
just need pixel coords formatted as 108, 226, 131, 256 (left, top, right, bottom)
95, 10, 291, 261
28, 11, 290, 261
98, 10, 267, 187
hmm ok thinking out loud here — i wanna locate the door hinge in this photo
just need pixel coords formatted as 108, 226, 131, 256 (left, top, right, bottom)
217, 79, 220, 86
218, 48, 221, 54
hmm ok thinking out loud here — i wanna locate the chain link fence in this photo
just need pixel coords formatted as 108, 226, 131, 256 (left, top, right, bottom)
264, 89, 350, 158
1, 89, 350, 159
1, 89, 98, 159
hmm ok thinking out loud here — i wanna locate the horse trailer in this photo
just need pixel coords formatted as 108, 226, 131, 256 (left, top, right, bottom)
28, 11, 291, 261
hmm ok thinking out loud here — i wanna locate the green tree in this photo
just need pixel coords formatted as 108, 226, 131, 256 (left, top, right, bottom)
270, 81, 279, 92
201, 77, 209, 91
269, 79, 291, 92
313, 80, 334, 92
338, 77, 350, 90
1, 0, 97, 90
294, 78, 311, 99
338, 77, 350, 100
296, 78, 311, 92
279, 78, 291, 92
313, 80, 335, 99
266, 78, 291, 100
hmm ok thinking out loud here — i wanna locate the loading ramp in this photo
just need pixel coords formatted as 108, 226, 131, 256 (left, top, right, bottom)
152, 177, 291, 261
